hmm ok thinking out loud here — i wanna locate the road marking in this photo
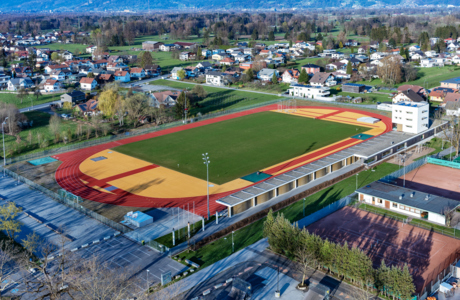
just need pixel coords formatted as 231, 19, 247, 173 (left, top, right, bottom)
137, 248, 151, 256
167, 264, 181, 271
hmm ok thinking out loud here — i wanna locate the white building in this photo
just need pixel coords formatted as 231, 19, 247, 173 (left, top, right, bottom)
287, 84, 330, 99
205, 71, 227, 86
392, 101, 429, 134
357, 181, 458, 225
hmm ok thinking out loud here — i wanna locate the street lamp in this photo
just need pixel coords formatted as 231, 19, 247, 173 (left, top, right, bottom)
147, 269, 150, 292
202, 153, 210, 220
232, 231, 234, 253
2, 117, 8, 177
355, 173, 359, 191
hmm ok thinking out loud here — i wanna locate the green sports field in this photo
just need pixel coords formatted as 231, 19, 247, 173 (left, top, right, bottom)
114, 111, 367, 184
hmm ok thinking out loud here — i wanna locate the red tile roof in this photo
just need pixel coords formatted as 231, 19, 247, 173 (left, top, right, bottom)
80, 77, 95, 84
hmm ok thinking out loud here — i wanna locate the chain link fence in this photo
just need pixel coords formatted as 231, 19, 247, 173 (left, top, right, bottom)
0, 166, 131, 234
379, 156, 428, 184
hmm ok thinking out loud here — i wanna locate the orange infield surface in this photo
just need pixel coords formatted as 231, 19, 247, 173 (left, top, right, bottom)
54, 105, 392, 216
307, 207, 460, 293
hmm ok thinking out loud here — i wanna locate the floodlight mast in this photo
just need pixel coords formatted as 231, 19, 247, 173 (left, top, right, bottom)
202, 153, 210, 220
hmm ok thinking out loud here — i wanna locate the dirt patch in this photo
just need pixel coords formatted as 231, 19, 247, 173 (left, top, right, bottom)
388, 147, 435, 166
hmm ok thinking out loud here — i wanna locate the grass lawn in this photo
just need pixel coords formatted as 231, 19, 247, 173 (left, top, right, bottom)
114, 111, 367, 184
35, 43, 87, 54
150, 79, 282, 115
176, 162, 399, 269
330, 88, 393, 104
356, 66, 460, 89
0, 92, 63, 109
3, 111, 93, 158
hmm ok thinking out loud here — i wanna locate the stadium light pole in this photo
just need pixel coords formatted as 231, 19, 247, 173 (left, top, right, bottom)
202, 153, 210, 220
2, 117, 8, 177
147, 269, 150, 292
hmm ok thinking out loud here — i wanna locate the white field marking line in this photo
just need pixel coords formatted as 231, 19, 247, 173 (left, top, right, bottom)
129, 252, 142, 259
167, 264, 181, 271
112, 259, 124, 268
151, 273, 161, 279
159, 268, 166, 272
337, 227, 430, 259
118, 255, 132, 264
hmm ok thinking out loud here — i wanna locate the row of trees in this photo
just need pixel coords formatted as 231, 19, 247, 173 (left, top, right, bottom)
263, 210, 415, 299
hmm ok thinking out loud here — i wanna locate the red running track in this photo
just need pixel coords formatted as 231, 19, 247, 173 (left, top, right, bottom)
54, 105, 392, 217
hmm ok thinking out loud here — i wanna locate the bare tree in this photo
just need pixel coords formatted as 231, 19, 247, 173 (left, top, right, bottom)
295, 230, 316, 288
440, 115, 460, 156
0, 240, 21, 296
125, 93, 149, 128
443, 206, 455, 227
377, 56, 403, 85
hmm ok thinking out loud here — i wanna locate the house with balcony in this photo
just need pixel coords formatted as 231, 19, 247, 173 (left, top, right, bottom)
287, 83, 330, 99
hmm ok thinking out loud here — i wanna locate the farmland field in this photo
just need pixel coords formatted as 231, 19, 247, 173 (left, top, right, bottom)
114, 111, 367, 184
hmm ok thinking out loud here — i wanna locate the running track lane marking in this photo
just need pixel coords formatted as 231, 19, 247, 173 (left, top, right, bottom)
85, 164, 159, 187
315, 110, 343, 120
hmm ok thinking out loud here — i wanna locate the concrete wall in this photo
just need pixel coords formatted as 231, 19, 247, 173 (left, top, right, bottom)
332, 161, 343, 172
428, 213, 446, 225
315, 168, 327, 179
255, 192, 273, 205
297, 174, 311, 186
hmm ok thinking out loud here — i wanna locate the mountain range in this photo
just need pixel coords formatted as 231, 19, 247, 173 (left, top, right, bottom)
1, 0, 460, 12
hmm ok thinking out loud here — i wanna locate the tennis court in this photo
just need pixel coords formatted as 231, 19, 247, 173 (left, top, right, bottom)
306, 206, 460, 293
395, 163, 460, 200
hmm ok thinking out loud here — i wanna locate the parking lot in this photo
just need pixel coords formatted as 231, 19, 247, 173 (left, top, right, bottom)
78, 236, 188, 288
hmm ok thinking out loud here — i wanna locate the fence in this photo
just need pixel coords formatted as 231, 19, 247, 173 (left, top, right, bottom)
126, 231, 170, 253
427, 157, 460, 169
0, 166, 131, 234
297, 194, 356, 228
379, 156, 427, 184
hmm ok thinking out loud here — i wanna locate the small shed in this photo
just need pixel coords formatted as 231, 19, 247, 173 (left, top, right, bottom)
125, 211, 153, 228
342, 83, 366, 93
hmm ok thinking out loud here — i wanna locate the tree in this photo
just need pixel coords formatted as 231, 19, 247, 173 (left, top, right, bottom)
125, 93, 149, 128
251, 28, 259, 40
377, 56, 403, 85
295, 229, 316, 287
268, 31, 275, 41
22, 232, 40, 256
222, 64, 227, 72
174, 92, 190, 120
49, 114, 61, 143
271, 71, 278, 84
87, 72, 94, 78
402, 64, 417, 82
0, 202, 22, 240
98, 88, 118, 118
298, 68, 309, 84
405, 48, 410, 61
245, 68, 254, 81
50, 52, 60, 62
346, 61, 353, 75
0, 240, 20, 296
16, 87, 29, 104
289, 40, 293, 48
191, 85, 207, 99
177, 69, 186, 80
399, 47, 405, 57
33, 87, 42, 105
140, 51, 153, 69
339, 41, 343, 48
388, 38, 396, 48
196, 47, 202, 59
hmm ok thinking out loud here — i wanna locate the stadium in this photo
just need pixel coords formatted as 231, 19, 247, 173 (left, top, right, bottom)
53, 103, 394, 218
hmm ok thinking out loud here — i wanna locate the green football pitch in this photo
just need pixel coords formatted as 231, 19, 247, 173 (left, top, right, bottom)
114, 111, 367, 185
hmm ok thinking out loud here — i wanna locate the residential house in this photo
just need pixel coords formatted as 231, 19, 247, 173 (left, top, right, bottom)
331, 52, 345, 59
309, 72, 337, 87
107, 56, 124, 63
106, 62, 129, 72
76, 99, 99, 116
425, 50, 437, 58
173, 42, 197, 50
45, 64, 68, 74
446, 101, 460, 117
239, 62, 253, 70
212, 53, 228, 61
114, 70, 130, 83
370, 52, 389, 60
149, 91, 180, 107
282, 69, 300, 84
392, 89, 425, 104
301, 64, 321, 75
206, 71, 228, 86
60, 90, 86, 105
288, 83, 331, 99
184, 66, 200, 78
443, 92, 460, 106
159, 44, 177, 52
7, 78, 34, 91
43, 79, 61, 92
179, 52, 196, 61
130, 68, 146, 79
257, 68, 279, 82
79, 77, 97, 91
448, 42, 460, 52
441, 77, 460, 89
142, 41, 164, 51
219, 57, 236, 66
144, 64, 161, 76
408, 45, 421, 52
90, 59, 108, 69
430, 87, 458, 103
12, 67, 32, 77
397, 85, 427, 98
86, 45, 97, 54
97, 74, 114, 86
196, 62, 213, 70
171, 67, 183, 80
342, 83, 365, 93
0, 74, 11, 90
326, 62, 345, 71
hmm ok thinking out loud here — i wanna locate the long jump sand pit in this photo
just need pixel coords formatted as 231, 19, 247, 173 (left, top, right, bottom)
306, 207, 460, 293
395, 163, 460, 199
